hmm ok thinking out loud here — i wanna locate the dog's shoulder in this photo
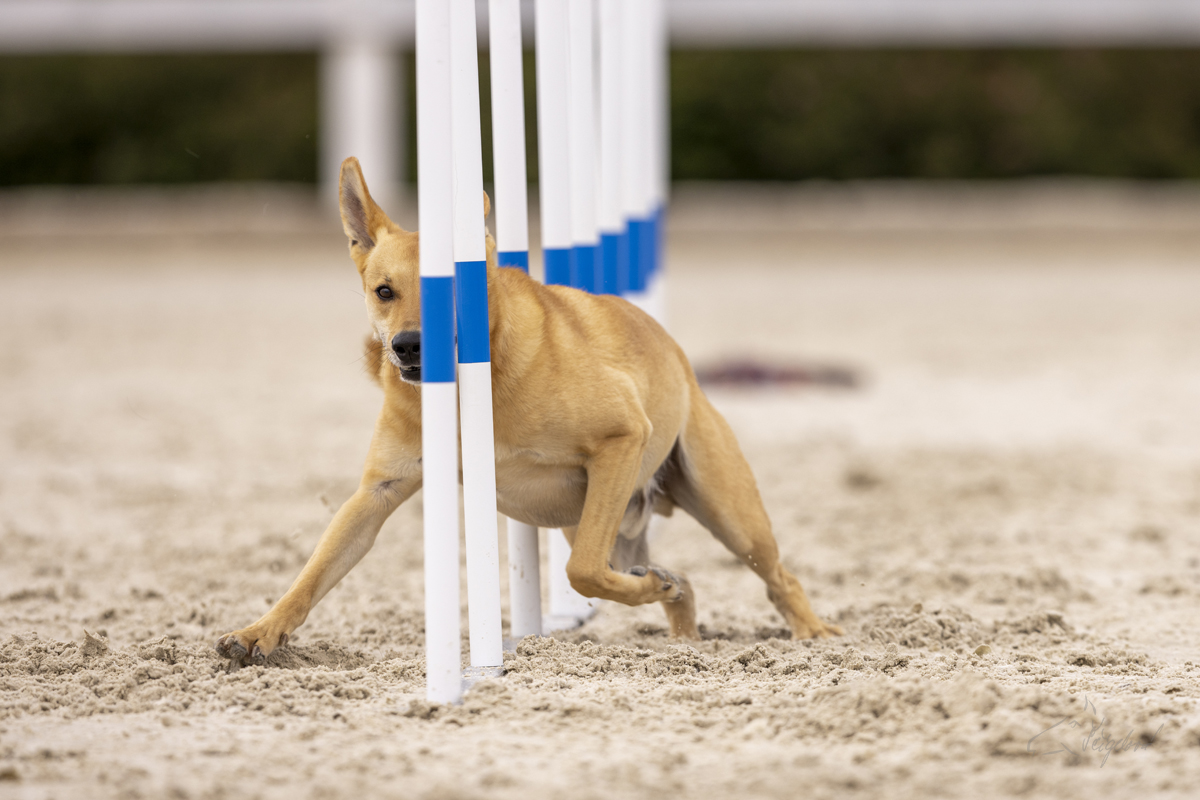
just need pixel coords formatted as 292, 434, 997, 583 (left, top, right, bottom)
500, 269, 686, 378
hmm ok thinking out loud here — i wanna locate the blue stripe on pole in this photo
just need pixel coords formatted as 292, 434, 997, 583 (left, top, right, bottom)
498, 250, 529, 272
420, 276, 456, 383
571, 244, 598, 294
599, 233, 620, 295
642, 215, 654, 283
652, 209, 662, 281
454, 260, 490, 364
544, 247, 571, 286
616, 226, 631, 296
627, 218, 648, 293
653, 205, 666, 279
646, 210, 659, 281
641, 215, 655, 288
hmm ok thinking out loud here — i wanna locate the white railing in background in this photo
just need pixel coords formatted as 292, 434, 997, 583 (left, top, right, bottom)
6, 1, 1200, 52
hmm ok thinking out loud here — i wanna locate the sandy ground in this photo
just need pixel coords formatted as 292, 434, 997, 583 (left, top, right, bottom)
3, 183, 1200, 799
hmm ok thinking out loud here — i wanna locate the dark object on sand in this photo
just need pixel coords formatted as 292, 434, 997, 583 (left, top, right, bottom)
694, 358, 860, 389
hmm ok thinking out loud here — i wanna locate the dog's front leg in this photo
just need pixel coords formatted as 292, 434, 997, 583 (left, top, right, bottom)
566, 431, 684, 607
215, 476, 415, 665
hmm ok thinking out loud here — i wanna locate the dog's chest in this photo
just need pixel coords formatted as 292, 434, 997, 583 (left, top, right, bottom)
492, 445, 588, 528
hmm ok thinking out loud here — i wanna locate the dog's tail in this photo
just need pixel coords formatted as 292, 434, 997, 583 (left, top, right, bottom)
363, 333, 384, 388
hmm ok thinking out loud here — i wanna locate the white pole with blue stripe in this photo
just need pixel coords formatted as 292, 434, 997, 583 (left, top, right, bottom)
416, 0, 462, 705
488, 0, 543, 643
451, 0, 503, 675
490, 0, 531, 276
597, 0, 624, 296
535, 0, 572, 288
645, 0, 669, 326
619, 0, 652, 314
536, 0, 597, 629
568, 0, 599, 294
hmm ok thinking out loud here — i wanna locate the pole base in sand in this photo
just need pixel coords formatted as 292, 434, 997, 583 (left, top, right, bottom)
462, 665, 506, 691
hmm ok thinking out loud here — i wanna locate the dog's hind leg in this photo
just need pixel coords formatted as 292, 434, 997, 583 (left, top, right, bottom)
609, 522, 699, 640
662, 391, 842, 640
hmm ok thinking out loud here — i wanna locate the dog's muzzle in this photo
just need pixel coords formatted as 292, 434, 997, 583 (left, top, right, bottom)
391, 330, 421, 383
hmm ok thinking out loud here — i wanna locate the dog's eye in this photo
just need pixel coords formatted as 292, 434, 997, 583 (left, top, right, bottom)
375, 286, 394, 300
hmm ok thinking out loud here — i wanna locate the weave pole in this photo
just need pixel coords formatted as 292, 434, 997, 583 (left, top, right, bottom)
619, 0, 652, 313
597, 0, 624, 296
450, 0, 504, 677
568, 0, 599, 294
535, 0, 571, 288
646, 0, 669, 325
416, 0, 462, 705
488, 0, 542, 642
536, 0, 597, 629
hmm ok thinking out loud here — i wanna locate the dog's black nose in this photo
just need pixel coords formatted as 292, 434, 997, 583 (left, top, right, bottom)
391, 330, 421, 366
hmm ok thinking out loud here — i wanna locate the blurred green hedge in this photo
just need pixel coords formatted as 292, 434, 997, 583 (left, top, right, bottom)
671, 50, 1200, 180
3, 49, 1200, 185
0, 53, 318, 185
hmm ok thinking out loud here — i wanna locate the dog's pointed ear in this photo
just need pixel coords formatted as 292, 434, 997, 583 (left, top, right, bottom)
482, 191, 499, 267
339, 157, 395, 260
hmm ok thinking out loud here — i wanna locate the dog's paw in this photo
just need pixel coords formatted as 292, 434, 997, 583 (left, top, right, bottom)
648, 566, 679, 596
215, 628, 289, 666
626, 565, 684, 602
794, 620, 844, 639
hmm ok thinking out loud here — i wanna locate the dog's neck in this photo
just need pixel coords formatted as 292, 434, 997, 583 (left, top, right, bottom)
485, 264, 547, 392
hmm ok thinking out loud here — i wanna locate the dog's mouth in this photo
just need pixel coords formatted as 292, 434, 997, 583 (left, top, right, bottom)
385, 347, 421, 384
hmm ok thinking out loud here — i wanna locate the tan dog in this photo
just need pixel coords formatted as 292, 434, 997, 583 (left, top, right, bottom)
215, 158, 841, 665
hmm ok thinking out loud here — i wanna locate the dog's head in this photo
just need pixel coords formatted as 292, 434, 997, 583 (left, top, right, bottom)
339, 157, 424, 384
